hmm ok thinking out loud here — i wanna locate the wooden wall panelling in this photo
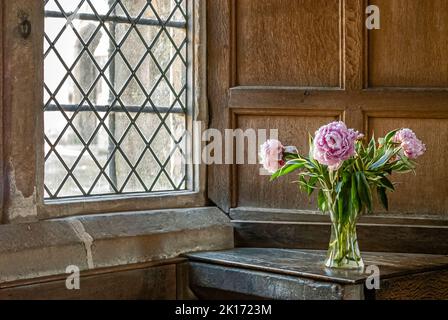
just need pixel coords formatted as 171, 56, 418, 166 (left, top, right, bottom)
374, 269, 448, 300
233, 108, 343, 209
233, 220, 448, 255
228, 88, 448, 215
229, 88, 448, 111
367, 0, 448, 88
207, 0, 234, 212
235, 0, 342, 88
230, 207, 448, 255
176, 262, 198, 300
0, 264, 177, 300
365, 112, 448, 216
344, 0, 365, 91
230, 207, 448, 226
208, 0, 448, 237
0, 0, 4, 222
342, 0, 365, 131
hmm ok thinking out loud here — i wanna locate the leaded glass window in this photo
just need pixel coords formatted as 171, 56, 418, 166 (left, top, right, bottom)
43, 0, 189, 199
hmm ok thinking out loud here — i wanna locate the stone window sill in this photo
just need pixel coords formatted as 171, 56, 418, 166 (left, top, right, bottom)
0, 207, 233, 286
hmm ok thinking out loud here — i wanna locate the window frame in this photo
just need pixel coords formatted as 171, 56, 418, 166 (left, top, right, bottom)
2, 0, 207, 221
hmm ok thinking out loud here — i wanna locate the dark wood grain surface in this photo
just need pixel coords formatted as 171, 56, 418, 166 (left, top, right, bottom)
185, 248, 448, 285
206, 0, 234, 212
236, 0, 341, 87
368, 0, 448, 88
230, 208, 448, 225
0, 264, 177, 300
188, 262, 364, 300
233, 220, 448, 255
207, 0, 448, 224
374, 269, 448, 300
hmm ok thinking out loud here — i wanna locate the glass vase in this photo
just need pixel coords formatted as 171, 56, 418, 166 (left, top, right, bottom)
325, 211, 364, 269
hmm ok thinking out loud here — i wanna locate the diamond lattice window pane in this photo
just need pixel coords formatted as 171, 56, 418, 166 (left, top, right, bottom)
44, 0, 189, 199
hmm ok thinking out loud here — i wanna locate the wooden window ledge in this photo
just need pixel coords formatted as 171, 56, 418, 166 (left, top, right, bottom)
185, 248, 448, 300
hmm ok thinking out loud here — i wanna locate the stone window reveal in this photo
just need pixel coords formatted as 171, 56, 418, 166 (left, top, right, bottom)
43, 0, 189, 199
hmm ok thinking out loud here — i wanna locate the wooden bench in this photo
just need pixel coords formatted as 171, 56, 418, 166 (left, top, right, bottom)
185, 248, 448, 300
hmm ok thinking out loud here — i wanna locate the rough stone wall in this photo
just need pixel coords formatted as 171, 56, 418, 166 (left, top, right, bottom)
0, 208, 234, 285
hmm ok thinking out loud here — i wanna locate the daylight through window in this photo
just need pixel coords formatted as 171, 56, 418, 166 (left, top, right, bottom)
43, 0, 189, 199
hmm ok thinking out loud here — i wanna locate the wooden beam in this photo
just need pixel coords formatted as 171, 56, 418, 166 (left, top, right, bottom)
2, 0, 44, 223
233, 220, 448, 255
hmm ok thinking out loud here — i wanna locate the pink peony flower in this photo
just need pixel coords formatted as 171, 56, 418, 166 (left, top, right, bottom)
313, 121, 359, 170
393, 129, 426, 159
260, 139, 286, 173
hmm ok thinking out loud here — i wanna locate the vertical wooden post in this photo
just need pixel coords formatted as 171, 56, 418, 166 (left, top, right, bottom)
206, 0, 234, 212
0, 0, 5, 223
2, 0, 44, 223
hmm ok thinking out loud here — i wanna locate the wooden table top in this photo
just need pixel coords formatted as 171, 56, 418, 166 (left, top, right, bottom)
185, 248, 448, 284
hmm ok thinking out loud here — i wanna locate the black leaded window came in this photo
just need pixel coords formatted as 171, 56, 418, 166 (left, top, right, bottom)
43, 0, 189, 199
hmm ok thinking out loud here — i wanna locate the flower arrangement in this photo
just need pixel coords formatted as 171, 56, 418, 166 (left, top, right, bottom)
260, 121, 426, 269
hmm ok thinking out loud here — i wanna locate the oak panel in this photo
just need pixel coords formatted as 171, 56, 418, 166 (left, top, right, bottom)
233, 220, 448, 255
207, 0, 234, 212
236, 112, 340, 209
374, 270, 448, 300
0, 265, 176, 300
236, 0, 341, 87
229, 87, 448, 110
367, 116, 448, 216
230, 207, 448, 226
368, 0, 448, 88
0, 1, 3, 222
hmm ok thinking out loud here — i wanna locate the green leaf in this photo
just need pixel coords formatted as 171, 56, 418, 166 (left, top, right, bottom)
377, 187, 389, 211
390, 161, 413, 173
351, 174, 360, 214
299, 172, 319, 178
307, 137, 323, 172
284, 154, 300, 161
356, 172, 373, 213
307, 176, 318, 196
304, 159, 318, 171
298, 175, 308, 193
318, 190, 326, 212
384, 129, 400, 144
369, 148, 399, 170
308, 134, 314, 161
270, 162, 305, 181
338, 195, 344, 222
378, 176, 395, 191
367, 135, 376, 158
335, 180, 343, 195
399, 154, 416, 170
337, 181, 352, 225
286, 159, 307, 166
